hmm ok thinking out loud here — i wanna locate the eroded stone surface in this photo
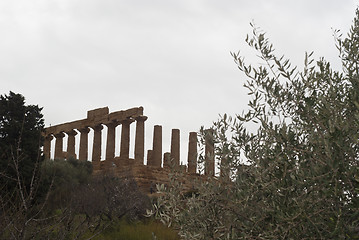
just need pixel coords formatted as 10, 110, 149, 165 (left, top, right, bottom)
106, 122, 118, 160
54, 132, 65, 159
92, 124, 103, 163
187, 132, 198, 174
66, 129, 77, 159
120, 118, 134, 159
170, 129, 180, 166
79, 127, 90, 161
152, 125, 162, 168
45, 107, 143, 135
134, 116, 147, 164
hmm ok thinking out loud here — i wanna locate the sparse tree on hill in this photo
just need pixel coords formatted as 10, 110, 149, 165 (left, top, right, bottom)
0, 92, 152, 239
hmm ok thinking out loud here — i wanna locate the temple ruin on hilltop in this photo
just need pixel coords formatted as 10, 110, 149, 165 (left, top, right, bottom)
43, 107, 215, 194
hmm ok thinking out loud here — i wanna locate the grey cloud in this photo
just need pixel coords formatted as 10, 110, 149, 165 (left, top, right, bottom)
1, 0, 358, 163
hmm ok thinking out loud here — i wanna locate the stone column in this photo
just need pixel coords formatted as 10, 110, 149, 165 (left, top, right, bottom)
152, 125, 162, 167
43, 134, 53, 160
134, 116, 147, 164
170, 129, 180, 166
147, 150, 153, 166
66, 129, 77, 159
205, 129, 215, 176
120, 118, 134, 159
78, 127, 90, 161
106, 122, 118, 160
187, 132, 197, 174
54, 132, 65, 159
92, 124, 103, 163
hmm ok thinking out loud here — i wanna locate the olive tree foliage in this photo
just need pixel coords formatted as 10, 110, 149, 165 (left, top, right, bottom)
150, 9, 359, 240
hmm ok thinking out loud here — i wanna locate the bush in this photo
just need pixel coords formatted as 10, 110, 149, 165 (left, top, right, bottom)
40, 158, 93, 209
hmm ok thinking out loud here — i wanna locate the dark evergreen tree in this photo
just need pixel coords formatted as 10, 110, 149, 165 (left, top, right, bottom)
0, 91, 44, 194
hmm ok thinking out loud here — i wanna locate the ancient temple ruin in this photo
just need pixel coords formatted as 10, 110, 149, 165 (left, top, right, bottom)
43, 106, 215, 193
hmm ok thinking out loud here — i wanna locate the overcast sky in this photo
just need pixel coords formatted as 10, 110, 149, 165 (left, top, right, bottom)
1, 0, 359, 163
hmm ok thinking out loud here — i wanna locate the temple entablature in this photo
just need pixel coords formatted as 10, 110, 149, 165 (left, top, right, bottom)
44, 107, 143, 135
43, 107, 145, 164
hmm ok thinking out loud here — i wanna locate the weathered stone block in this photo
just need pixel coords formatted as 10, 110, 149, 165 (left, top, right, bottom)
87, 107, 109, 120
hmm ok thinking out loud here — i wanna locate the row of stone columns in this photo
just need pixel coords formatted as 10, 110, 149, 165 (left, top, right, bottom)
44, 120, 216, 176
43, 116, 148, 164
146, 126, 199, 174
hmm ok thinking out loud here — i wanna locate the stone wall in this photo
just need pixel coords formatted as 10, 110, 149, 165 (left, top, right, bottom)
43, 107, 215, 194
